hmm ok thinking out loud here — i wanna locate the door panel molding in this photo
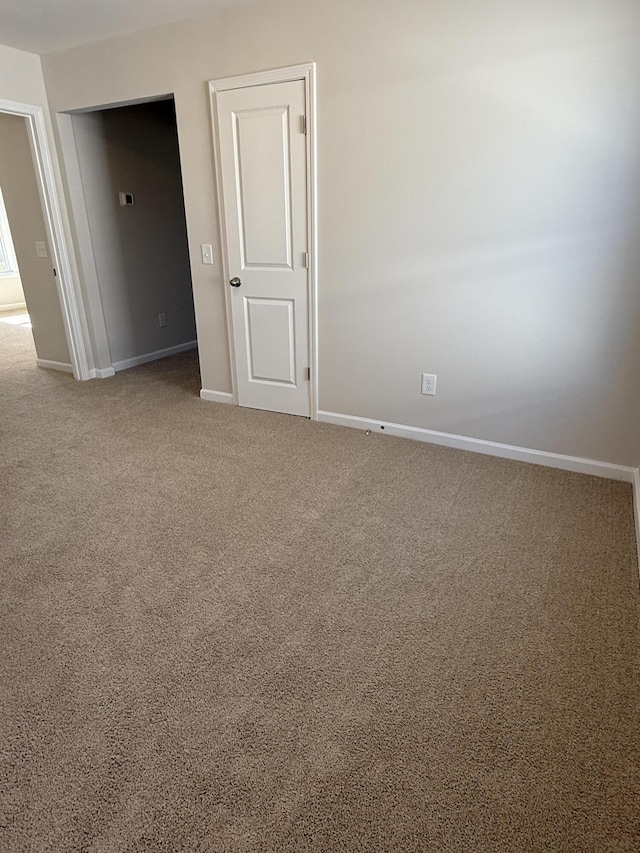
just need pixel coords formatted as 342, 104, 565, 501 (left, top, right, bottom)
233, 105, 293, 270
244, 296, 296, 386
209, 63, 318, 419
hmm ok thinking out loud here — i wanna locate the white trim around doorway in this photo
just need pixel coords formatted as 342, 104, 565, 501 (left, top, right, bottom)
0, 99, 91, 380
208, 63, 319, 420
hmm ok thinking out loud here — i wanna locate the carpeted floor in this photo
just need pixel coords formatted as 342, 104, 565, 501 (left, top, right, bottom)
1, 319, 639, 852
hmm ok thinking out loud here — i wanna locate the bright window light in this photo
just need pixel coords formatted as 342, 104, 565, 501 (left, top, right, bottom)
0, 187, 18, 275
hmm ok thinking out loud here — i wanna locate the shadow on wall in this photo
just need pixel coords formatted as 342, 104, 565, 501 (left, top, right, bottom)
320, 28, 640, 465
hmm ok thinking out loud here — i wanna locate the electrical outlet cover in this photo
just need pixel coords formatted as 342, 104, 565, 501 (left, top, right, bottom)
421, 373, 437, 396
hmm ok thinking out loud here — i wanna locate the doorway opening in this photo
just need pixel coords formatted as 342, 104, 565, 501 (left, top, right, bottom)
0, 183, 31, 338
0, 186, 27, 317
0, 114, 71, 371
70, 97, 198, 378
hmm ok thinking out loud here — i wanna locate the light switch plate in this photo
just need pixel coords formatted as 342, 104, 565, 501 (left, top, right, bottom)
35, 241, 48, 258
201, 244, 214, 265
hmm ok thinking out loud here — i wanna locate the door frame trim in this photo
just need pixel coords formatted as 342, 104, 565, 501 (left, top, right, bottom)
0, 98, 91, 379
208, 63, 319, 419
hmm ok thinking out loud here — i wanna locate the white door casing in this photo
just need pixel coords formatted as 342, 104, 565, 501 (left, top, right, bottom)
210, 65, 318, 418
0, 98, 91, 379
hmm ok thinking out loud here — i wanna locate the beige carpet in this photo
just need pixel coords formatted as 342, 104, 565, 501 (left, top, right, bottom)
1, 320, 639, 852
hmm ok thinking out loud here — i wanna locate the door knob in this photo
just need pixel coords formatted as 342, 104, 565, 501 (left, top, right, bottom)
229, 277, 242, 287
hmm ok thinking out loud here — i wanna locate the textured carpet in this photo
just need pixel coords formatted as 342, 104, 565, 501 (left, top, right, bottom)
1, 319, 639, 852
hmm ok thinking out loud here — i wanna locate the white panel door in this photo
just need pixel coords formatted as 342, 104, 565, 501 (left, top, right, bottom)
215, 80, 310, 417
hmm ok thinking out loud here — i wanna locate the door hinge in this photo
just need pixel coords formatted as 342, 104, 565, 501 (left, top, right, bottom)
305, 367, 311, 381
53, 268, 57, 277
303, 251, 309, 268
301, 115, 307, 135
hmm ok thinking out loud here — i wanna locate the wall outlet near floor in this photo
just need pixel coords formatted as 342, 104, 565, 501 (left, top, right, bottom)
158, 312, 167, 328
421, 373, 437, 396
35, 241, 48, 258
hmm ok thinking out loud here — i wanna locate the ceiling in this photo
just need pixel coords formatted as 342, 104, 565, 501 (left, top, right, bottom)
0, 0, 252, 55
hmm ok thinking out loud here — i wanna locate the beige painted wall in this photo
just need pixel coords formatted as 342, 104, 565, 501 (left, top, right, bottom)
0, 113, 69, 363
72, 100, 196, 366
0, 43, 53, 106
42, 0, 640, 465
0, 273, 26, 310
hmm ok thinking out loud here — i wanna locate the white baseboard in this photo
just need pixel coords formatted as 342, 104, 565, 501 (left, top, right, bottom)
200, 388, 234, 404
317, 410, 637, 483
36, 359, 73, 374
112, 340, 197, 373
320, 408, 640, 573
88, 366, 116, 379
0, 301, 27, 313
